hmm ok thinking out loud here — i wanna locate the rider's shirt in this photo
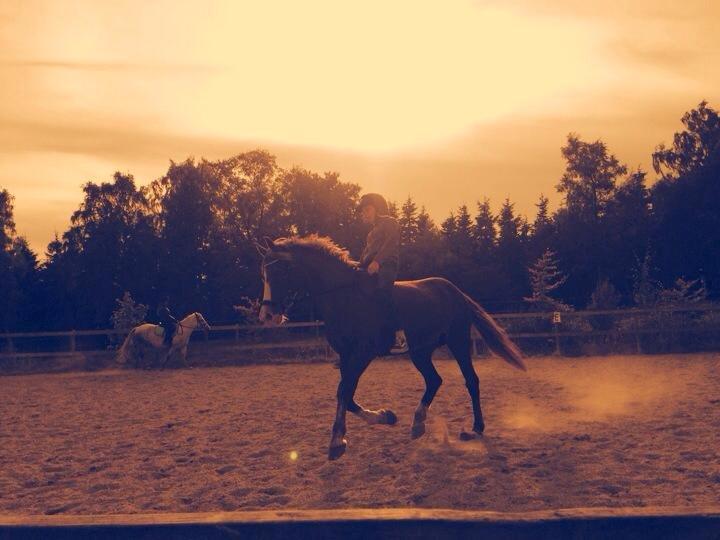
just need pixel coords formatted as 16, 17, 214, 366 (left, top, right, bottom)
360, 215, 400, 269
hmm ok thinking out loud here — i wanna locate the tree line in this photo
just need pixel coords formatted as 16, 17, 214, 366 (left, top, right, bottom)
1, 102, 718, 331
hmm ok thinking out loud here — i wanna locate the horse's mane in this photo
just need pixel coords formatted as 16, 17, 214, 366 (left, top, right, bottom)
274, 235, 355, 267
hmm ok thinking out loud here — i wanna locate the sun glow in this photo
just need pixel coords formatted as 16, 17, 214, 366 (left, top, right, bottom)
8, 0, 612, 153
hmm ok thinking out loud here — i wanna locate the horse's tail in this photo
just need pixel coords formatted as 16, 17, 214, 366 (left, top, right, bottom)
116, 329, 134, 365
464, 294, 527, 371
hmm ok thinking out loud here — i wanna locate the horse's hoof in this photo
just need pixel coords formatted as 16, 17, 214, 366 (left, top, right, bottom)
411, 423, 426, 439
460, 426, 484, 441
328, 440, 347, 461
381, 409, 398, 425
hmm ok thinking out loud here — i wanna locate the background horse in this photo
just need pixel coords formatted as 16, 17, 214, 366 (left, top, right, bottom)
116, 312, 211, 369
258, 235, 526, 461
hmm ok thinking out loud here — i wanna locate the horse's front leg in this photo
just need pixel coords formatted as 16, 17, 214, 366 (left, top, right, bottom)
328, 354, 373, 460
328, 379, 349, 460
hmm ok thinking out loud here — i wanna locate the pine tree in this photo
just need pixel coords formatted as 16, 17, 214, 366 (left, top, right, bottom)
533, 194, 551, 235
398, 197, 419, 246
455, 205, 473, 246
632, 253, 660, 307
416, 206, 435, 235
589, 278, 621, 310
387, 201, 399, 219
524, 249, 570, 311
498, 198, 520, 246
441, 213, 456, 238
473, 198, 496, 255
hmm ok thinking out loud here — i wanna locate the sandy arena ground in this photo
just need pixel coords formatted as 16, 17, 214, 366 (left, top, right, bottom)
1, 353, 719, 516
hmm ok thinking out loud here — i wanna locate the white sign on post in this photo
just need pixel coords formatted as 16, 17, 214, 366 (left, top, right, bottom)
553, 312, 562, 324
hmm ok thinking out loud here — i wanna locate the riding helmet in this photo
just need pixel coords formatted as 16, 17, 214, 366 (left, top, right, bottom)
358, 193, 389, 216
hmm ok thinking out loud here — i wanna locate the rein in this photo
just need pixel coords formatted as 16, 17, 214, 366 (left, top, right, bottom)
174, 313, 204, 333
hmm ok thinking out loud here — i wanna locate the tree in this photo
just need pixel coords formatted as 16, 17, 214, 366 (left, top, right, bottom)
398, 197, 419, 246
111, 291, 148, 331
43, 172, 158, 328
632, 253, 661, 307
530, 194, 554, 258
387, 201, 399, 219
0, 189, 39, 331
497, 198, 521, 247
533, 194, 551, 233
653, 101, 720, 180
557, 134, 627, 222
603, 170, 651, 301
650, 102, 720, 298
473, 198, 496, 257
454, 205, 473, 251
401, 205, 441, 279
589, 279, 621, 310
524, 249, 570, 311
155, 160, 218, 317
208, 149, 286, 243
440, 212, 456, 239
494, 198, 530, 307
416, 206, 434, 236
0, 188, 15, 250
280, 167, 362, 252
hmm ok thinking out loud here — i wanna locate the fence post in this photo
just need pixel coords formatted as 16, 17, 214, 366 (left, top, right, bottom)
633, 315, 642, 354
69, 330, 76, 352
234, 325, 240, 342
552, 312, 562, 356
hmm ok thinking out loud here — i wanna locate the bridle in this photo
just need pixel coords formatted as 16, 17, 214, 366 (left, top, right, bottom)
261, 254, 363, 313
174, 312, 207, 333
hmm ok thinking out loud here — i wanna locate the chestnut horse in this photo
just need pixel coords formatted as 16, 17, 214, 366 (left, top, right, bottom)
258, 236, 525, 460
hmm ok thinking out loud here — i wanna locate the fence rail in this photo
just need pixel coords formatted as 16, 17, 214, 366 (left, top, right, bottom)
1, 305, 718, 361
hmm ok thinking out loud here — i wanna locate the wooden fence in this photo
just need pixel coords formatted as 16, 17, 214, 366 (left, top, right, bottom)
0, 305, 718, 362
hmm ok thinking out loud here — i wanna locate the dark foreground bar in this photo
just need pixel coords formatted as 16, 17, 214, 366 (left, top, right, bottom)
2, 507, 720, 540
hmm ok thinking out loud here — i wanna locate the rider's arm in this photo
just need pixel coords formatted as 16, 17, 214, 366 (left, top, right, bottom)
373, 218, 400, 266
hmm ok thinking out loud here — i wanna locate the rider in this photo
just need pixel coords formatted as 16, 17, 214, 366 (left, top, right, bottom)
156, 298, 178, 348
358, 193, 408, 355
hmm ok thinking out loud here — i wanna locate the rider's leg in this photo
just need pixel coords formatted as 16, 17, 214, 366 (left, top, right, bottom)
376, 262, 408, 354
162, 322, 174, 347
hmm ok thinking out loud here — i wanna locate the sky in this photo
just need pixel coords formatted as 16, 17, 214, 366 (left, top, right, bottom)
1, 0, 719, 255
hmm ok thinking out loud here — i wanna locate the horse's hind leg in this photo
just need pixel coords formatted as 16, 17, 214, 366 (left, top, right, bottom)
447, 323, 484, 438
408, 346, 442, 439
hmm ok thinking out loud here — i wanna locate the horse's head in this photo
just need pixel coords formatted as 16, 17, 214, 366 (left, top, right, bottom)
257, 238, 298, 325
257, 235, 356, 325
194, 312, 211, 331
